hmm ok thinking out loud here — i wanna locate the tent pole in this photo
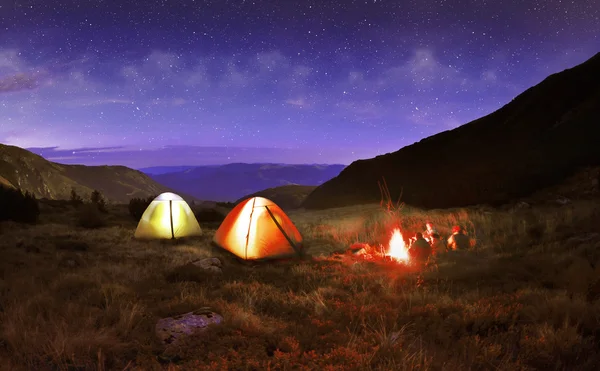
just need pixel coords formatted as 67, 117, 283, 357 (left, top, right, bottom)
245, 198, 256, 260
264, 206, 301, 256
169, 200, 175, 239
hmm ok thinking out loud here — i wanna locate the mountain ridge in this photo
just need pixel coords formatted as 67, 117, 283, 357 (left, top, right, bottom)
302, 51, 600, 210
0, 143, 183, 203
148, 163, 346, 202
234, 184, 318, 209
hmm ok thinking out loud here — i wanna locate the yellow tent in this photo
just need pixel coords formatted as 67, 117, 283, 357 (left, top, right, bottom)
213, 196, 303, 260
134, 192, 202, 239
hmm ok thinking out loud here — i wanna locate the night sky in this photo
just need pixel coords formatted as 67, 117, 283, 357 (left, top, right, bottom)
1, 0, 598, 168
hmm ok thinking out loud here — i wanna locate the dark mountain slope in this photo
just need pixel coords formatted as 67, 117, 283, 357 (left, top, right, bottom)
303, 52, 600, 209
0, 144, 177, 203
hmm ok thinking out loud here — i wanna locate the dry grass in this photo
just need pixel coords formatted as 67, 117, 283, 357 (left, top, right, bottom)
1, 198, 600, 370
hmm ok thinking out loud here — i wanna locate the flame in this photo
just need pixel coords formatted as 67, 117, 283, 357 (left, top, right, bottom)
386, 228, 410, 262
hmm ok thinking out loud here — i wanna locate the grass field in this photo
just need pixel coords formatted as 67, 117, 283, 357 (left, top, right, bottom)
1, 198, 600, 370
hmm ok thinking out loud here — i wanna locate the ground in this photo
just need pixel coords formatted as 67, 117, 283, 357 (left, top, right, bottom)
1, 198, 600, 370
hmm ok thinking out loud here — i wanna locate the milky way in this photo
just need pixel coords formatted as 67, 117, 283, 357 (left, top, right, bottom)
1, 0, 598, 167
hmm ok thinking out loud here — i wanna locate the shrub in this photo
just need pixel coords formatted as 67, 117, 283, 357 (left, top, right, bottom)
216, 201, 236, 208
76, 203, 106, 229
195, 208, 226, 224
0, 187, 40, 224
90, 190, 107, 213
128, 195, 156, 221
70, 188, 83, 206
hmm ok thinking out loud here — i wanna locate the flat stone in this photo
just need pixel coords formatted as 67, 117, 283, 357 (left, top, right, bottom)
155, 308, 223, 346
191, 257, 223, 274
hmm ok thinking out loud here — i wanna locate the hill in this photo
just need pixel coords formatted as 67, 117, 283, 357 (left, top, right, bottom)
235, 184, 317, 209
148, 163, 345, 202
303, 52, 600, 210
0, 143, 177, 203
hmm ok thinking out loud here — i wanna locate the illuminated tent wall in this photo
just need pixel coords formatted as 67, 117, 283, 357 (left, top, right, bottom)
134, 192, 202, 239
213, 197, 303, 260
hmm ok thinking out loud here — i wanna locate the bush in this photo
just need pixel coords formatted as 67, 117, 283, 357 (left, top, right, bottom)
194, 208, 226, 224
90, 190, 107, 213
76, 203, 106, 229
70, 188, 83, 206
128, 195, 156, 221
216, 201, 236, 208
0, 187, 40, 224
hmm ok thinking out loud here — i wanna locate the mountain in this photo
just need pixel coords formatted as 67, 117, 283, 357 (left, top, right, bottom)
235, 185, 317, 209
148, 163, 346, 202
0, 144, 177, 203
138, 166, 198, 175
303, 52, 600, 210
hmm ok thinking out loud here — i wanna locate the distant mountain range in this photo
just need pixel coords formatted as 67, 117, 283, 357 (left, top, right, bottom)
0, 144, 345, 205
303, 52, 600, 209
0, 144, 177, 203
235, 185, 318, 209
144, 163, 346, 202
138, 166, 198, 175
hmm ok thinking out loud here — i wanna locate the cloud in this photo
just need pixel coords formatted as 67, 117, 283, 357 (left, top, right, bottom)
0, 48, 312, 111
336, 100, 383, 121
285, 97, 309, 107
380, 48, 461, 88
150, 97, 187, 106
26, 145, 353, 167
0, 72, 42, 93
0, 45, 532, 155
61, 98, 134, 108
27, 146, 126, 156
0, 49, 24, 73
255, 50, 288, 71
481, 70, 497, 82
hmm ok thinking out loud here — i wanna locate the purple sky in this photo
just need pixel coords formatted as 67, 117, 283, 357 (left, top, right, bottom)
0, 0, 598, 168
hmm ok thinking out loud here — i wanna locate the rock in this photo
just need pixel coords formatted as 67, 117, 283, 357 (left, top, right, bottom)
347, 243, 370, 255
155, 308, 223, 346
165, 257, 223, 283
191, 257, 223, 274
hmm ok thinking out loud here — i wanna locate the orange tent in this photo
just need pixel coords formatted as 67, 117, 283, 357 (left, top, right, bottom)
213, 197, 303, 260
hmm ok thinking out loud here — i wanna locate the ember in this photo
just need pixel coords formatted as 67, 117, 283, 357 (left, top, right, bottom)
386, 228, 410, 262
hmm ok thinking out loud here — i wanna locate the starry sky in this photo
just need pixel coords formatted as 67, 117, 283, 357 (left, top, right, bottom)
1, 0, 598, 168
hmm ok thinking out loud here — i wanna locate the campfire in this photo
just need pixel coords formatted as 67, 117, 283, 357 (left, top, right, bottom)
386, 228, 410, 263
345, 227, 411, 263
